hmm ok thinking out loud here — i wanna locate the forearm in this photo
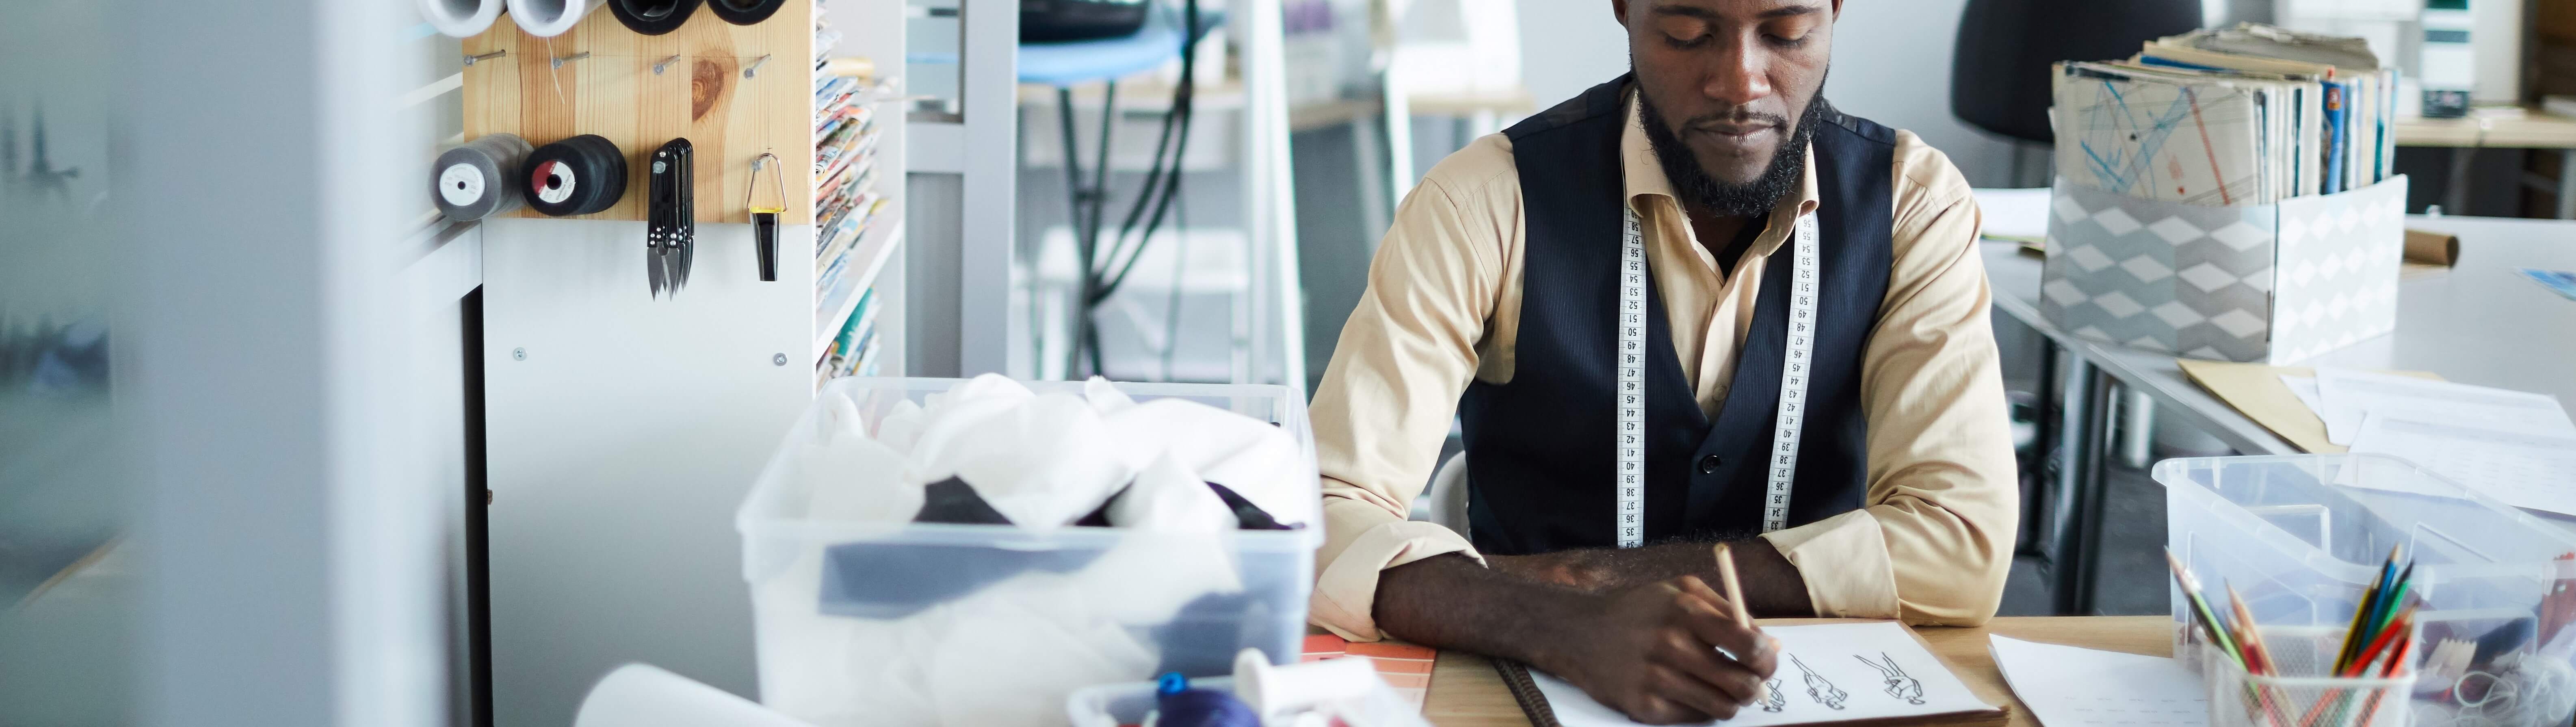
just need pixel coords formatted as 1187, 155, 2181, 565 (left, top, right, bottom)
1490, 539, 1815, 617
1371, 553, 1597, 671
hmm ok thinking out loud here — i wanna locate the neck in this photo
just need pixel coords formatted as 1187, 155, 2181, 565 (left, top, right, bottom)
1683, 203, 1756, 264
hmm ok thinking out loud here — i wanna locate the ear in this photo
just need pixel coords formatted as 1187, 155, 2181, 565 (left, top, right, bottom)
1829, 0, 1844, 19
1611, 0, 1630, 27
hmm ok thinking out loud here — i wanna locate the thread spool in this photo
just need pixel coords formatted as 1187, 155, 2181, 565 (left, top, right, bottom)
1231, 647, 1380, 721
706, 0, 786, 25
418, 0, 504, 37
524, 135, 628, 217
433, 133, 534, 222
609, 0, 700, 35
508, 0, 602, 37
1152, 673, 1261, 727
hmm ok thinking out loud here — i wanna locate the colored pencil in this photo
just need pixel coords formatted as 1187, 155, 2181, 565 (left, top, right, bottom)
2167, 549, 2243, 665
2335, 546, 2401, 671
2227, 583, 2300, 727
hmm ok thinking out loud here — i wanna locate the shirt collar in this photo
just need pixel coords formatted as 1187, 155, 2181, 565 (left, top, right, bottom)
1620, 91, 1821, 258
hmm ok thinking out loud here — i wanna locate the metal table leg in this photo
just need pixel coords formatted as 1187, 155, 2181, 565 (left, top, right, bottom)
2558, 148, 2576, 220
2052, 356, 2111, 615
2022, 342, 2063, 558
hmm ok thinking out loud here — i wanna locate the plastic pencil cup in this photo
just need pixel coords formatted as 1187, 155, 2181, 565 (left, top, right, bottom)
2202, 626, 2419, 727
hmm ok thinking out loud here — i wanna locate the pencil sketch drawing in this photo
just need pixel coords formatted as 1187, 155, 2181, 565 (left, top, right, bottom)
1854, 651, 1925, 704
1759, 678, 1787, 713
1788, 654, 1847, 710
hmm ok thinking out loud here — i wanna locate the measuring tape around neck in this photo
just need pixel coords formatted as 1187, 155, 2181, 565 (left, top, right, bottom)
1614, 209, 1820, 547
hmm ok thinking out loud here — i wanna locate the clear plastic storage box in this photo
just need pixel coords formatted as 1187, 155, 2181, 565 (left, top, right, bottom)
737, 378, 1322, 726
2158, 454, 2576, 727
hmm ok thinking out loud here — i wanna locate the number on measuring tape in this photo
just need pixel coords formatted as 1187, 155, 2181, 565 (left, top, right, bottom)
1615, 211, 1649, 548
1612, 210, 1821, 545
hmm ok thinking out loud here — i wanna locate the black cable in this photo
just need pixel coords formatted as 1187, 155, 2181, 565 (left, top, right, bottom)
1072, 0, 1201, 375
1160, 164, 1191, 381
1070, 83, 1122, 377
1058, 86, 1096, 377
1090, 0, 1201, 305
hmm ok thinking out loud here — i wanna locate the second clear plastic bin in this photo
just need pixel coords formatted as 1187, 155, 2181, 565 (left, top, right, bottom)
737, 378, 1322, 727
2157, 454, 2576, 727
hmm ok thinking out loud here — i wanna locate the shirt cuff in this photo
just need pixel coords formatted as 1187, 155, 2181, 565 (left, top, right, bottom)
1310, 520, 1483, 642
1761, 509, 1900, 619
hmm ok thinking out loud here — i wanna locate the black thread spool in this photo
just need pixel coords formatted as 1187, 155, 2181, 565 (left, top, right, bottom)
609, 0, 700, 35
523, 135, 628, 217
706, 0, 784, 25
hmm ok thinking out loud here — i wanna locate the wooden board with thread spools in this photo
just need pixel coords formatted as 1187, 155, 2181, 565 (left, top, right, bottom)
461, 2, 814, 224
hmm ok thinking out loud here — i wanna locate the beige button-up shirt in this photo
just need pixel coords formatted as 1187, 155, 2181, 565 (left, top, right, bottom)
1305, 95, 2018, 641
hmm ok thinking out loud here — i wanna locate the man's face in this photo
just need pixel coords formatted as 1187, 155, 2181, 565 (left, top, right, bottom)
1619, 0, 1836, 187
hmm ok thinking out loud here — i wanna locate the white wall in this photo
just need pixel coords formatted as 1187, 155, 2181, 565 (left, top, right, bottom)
1513, 0, 2021, 188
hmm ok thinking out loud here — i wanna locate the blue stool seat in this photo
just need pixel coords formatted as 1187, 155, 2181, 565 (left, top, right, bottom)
1019, 3, 1223, 86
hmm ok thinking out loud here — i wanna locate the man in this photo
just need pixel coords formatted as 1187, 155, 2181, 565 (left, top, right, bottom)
1303, 0, 2018, 723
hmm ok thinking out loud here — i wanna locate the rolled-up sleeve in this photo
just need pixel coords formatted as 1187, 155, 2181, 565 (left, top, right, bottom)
1306, 141, 1520, 641
1759, 136, 2020, 626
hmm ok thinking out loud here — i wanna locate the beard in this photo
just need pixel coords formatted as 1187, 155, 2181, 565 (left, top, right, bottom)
1635, 76, 1827, 219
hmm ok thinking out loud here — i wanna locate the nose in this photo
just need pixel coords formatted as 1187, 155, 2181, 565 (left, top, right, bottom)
1699, 33, 1774, 109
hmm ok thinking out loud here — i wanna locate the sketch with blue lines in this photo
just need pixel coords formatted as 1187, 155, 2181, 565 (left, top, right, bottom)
2054, 62, 2272, 207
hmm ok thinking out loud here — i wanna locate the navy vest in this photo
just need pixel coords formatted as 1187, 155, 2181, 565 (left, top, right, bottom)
1457, 76, 1897, 555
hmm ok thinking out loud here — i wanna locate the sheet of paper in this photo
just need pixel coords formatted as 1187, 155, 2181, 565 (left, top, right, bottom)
1988, 635, 2206, 727
2312, 368, 2576, 446
2521, 268, 2576, 300
1530, 622, 1996, 727
1972, 188, 2052, 241
2347, 415, 2576, 516
2279, 375, 2323, 418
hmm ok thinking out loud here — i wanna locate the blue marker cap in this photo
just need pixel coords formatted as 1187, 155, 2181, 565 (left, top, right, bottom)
1156, 672, 1189, 696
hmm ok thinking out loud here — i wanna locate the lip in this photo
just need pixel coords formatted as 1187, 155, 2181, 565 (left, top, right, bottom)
1691, 123, 1781, 152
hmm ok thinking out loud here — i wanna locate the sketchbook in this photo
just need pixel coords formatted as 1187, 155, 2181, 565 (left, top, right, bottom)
2053, 62, 2277, 206
1496, 622, 2001, 727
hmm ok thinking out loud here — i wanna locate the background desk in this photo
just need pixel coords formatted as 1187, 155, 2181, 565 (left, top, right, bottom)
1981, 213, 2576, 613
1420, 616, 2172, 727
2395, 110, 2576, 218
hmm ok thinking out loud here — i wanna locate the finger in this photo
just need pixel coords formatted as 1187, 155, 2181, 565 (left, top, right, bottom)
1671, 579, 1779, 677
1651, 628, 1768, 705
1648, 664, 1741, 723
1626, 694, 1711, 727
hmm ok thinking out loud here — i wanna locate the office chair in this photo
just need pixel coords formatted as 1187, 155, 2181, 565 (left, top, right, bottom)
1951, 0, 2204, 184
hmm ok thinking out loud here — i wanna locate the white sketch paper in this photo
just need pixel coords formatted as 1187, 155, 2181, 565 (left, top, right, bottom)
1989, 634, 2206, 727
2312, 368, 2576, 446
2347, 415, 2576, 516
1528, 622, 1996, 727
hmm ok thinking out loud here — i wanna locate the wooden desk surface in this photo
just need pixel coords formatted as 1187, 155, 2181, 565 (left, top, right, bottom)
2394, 108, 2576, 148
1419, 616, 2174, 727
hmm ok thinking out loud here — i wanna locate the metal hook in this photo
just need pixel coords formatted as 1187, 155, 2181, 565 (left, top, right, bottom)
653, 54, 682, 75
746, 152, 786, 214
551, 51, 590, 69
463, 50, 508, 66
742, 54, 773, 79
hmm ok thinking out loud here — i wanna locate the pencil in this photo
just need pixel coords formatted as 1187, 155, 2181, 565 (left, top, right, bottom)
1713, 544, 1770, 704
2166, 549, 2243, 664
2227, 584, 2275, 674
2227, 584, 2299, 727
2336, 546, 2401, 671
1714, 544, 1753, 626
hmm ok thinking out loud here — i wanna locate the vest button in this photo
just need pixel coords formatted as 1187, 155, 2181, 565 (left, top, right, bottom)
1697, 454, 1722, 475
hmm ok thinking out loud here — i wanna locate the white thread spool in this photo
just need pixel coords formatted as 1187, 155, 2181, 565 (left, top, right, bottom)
418, 0, 504, 37
573, 664, 817, 727
1231, 648, 1381, 722
508, 0, 604, 37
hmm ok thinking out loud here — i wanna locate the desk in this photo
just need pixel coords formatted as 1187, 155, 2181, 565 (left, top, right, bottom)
1420, 616, 2173, 727
2394, 109, 2576, 218
1980, 213, 2576, 612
